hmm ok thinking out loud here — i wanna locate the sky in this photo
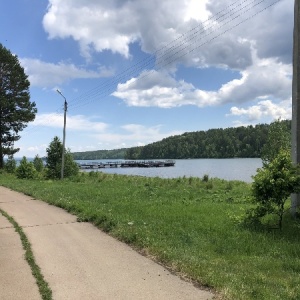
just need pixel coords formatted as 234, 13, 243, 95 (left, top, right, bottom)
0, 0, 294, 158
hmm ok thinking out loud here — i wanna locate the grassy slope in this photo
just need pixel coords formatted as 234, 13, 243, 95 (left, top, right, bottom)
0, 172, 299, 300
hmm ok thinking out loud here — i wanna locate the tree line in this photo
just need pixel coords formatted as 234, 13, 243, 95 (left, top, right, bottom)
72, 148, 128, 160
124, 121, 291, 160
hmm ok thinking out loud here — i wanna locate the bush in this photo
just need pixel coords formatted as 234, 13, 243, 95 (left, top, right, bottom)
251, 149, 300, 229
4, 156, 16, 173
202, 174, 209, 182
16, 157, 37, 179
33, 154, 44, 172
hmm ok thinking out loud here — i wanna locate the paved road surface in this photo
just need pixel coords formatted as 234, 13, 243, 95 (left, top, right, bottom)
0, 186, 214, 300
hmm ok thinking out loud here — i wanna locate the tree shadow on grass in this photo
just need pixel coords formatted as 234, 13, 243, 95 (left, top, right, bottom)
241, 209, 300, 244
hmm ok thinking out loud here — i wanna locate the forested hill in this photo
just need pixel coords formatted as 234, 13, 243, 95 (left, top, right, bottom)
72, 148, 127, 160
71, 121, 291, 160
125, 121, 291, 159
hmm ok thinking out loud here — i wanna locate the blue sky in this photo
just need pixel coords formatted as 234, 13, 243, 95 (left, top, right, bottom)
0, 0, 294, 157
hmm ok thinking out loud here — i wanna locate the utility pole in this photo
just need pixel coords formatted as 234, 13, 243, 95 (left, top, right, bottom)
57, 90, 68, 180
291, 0, 300, 217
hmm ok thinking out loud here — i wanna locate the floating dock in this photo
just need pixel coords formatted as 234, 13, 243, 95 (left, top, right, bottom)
78, 160, 175, 169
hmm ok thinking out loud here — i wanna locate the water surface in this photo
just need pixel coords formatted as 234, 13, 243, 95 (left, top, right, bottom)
77, 158, 262, 183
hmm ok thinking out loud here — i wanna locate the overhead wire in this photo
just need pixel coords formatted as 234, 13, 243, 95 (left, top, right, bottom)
21, 0, 283, 138
67, 0, 251, 108
68, 0, 264, 110
68, 0, 282, 111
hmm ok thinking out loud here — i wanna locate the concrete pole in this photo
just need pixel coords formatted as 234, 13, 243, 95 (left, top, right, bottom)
57, 90, 67, 180
291, 0, 300, 217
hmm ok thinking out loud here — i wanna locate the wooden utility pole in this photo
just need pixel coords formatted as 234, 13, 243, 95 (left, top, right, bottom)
291, 0, 300, 217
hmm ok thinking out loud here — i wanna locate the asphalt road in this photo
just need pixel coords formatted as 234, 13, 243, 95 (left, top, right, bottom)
0, 186, 214, 300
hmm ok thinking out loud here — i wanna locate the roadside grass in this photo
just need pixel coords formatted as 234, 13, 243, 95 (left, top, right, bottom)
0, 208, 52, 300
0, 172, 300, 299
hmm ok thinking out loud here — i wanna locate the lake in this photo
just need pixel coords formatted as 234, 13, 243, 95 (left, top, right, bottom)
77, 158, 262, 183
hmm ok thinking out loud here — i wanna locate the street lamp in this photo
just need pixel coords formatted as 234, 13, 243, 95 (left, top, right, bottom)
56, 89, 68, 180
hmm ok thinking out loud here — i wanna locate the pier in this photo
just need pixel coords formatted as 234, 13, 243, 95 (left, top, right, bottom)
78, 160, 175, 170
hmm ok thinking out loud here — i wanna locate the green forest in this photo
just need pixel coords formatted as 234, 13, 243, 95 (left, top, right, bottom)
72, 148, 128, 160
72, 121, 291, 160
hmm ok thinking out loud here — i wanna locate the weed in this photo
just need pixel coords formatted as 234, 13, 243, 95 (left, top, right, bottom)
226, 181, 233, 191
206, 181, 213, 189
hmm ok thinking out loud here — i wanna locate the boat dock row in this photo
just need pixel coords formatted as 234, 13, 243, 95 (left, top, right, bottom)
78, 160, 175, 169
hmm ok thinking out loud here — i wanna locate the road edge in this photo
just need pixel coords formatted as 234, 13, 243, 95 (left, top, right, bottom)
0, 208, 53, 300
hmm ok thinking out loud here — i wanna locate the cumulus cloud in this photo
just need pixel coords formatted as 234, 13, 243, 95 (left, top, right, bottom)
228, 99, 292, 122
113, 53, 292, 108
30, 114, 182, 150
89, 124, 183, 149
113, 70, 208, 108
43, 0, 211, 59
25, 144, 48, 154
32, 113, 109, 132
40, 0, 293, 126
20, 58, 114, 88
227, 0, 294, 64
43, 0, 291, 68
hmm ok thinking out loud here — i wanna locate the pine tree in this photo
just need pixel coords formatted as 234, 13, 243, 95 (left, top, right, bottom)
46, 136, 79, 179
0, 44, 37, 168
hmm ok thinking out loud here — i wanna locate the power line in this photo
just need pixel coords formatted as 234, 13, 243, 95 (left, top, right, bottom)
68, 0, 263, 109
69, 0, 282, 111
68, 0, 255, 108
21, 0, 283, 138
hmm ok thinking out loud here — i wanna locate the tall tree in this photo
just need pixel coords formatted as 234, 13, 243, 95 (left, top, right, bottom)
261, 119, 291, 165
46, 136, 79, 179
0, 44, 37, 168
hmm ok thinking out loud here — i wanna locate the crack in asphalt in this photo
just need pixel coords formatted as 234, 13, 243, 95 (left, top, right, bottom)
21, 221, 79, 228
0, 225, 14, 229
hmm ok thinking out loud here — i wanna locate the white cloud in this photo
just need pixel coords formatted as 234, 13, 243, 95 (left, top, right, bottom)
113, 70, 211, 108
183, 0, 211, 22
20, 58, 114, 88
112, 53, 292, 108
228, 99, 292, 122
43, 0, 140, 58
42, 0, 291, 70
26, 145, 48, 155
32, 113, 109, 132
89, 124, 183, 149
205, 0, 293, 65
27, 114, 182, 152
43, 0, 242, 66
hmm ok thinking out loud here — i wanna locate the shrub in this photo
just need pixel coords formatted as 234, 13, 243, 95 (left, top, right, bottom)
202, 174, 209, 182
4, 156, 16, 173
33, 154, 44, 172
206, 181, 213, 190
16, 157, 37, 179
251, 149, 300, 229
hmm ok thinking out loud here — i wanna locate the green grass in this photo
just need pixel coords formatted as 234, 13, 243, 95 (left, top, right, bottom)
0, 208, 52, 300
1, 171, 300, 299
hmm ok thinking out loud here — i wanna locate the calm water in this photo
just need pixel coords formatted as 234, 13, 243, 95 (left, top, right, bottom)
77, 158, 262, 183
